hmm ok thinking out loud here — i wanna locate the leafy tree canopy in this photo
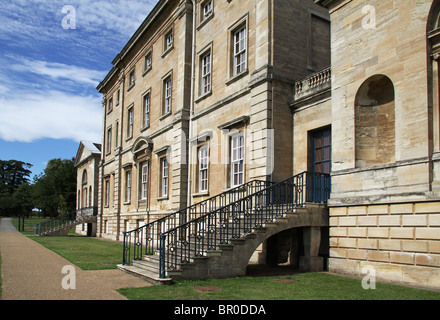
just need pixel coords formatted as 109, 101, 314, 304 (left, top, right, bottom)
0, 158, 76, 218
0, 160, 33, 216
0, 160, 32, 194
32, 158, 76, 217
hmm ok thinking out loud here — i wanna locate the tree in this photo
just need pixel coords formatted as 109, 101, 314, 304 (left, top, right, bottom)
32, 158, 76, 217
0, 160, 33, 216
13, 183, 34, 217
0, 160, 32, 194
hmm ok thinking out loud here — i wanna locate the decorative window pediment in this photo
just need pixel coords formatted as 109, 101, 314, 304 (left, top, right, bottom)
428, 1, 440, 58
132, 137, 153, 161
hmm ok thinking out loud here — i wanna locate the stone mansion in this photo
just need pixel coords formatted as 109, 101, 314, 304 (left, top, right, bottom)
74, 0, 440, 289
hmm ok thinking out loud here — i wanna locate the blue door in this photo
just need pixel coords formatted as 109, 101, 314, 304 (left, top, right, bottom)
309, 127, 331, 203
311, 127, 331, 174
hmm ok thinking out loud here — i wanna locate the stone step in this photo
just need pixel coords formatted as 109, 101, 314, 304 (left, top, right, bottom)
143, 253, 161, 262
132, 260, 160, 274
117, 264, 172, 285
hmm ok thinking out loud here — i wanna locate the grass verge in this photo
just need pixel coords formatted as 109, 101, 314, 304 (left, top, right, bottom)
12, 216, 50, 235
0, 252, 2, 299
30, 235, 123, 270
117, 272, 440, 300
25, 233, 440, 300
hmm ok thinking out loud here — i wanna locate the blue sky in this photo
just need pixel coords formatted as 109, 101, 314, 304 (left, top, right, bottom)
0, 0, 157, 179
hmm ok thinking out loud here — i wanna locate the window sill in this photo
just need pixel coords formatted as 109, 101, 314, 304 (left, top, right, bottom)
195, 90, 212, 103
225, 69, 248, 86
142, 67, 152, 77
161, 45, 174, 58
140, 124, 150, 133
222, 184, 245, 193
157, 196, 169, 201
192, 191, 209, 197
197, 13, 214, 31
159, 112, 171, 121
127, 84, 135, 92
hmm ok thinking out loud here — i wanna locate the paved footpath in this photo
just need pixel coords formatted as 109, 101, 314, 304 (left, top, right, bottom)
0, 218, 151, 300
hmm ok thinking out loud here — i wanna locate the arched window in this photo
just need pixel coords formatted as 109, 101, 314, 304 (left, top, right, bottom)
428, 0, 440, 152
82, 170, 88, 185
89, 185, 92, 207
355, 75, 395, 168
428, 0, 440, 31
82, 170, 88, 208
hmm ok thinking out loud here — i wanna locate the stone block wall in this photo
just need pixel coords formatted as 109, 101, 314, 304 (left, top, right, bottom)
313, 0, 440, 289
329, 201, 440, 288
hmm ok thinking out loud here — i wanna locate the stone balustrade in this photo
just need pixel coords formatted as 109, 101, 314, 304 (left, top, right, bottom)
293, 67, 331, 102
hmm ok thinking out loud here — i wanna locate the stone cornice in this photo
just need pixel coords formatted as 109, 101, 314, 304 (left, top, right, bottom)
314, 0, 347, 9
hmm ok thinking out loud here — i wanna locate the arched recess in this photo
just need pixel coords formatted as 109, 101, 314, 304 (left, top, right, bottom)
82, 170, 88, 208
233, 209, 329, 275
89, 185, 93, 207
355, 75, 395, 168
428, 0, 440, 153
82, 170, 88, 184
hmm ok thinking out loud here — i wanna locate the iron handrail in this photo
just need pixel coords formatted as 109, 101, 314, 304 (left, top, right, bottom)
36, 210, 76, 235
35, 206, 97, 235
122, 179, 275, 265
158, 171, 330, 278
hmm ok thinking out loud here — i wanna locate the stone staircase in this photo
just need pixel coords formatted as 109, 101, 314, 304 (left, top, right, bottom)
118, 205, 328, 285
117, 172, 330, 285
36, 207, 97, 236
39, 215, 97, 236
118, 254, 170, 284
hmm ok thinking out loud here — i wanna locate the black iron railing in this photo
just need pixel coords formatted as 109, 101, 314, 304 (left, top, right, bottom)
36, 206, 97, 235
122, 180, 275, 265
158, 171, 330, 278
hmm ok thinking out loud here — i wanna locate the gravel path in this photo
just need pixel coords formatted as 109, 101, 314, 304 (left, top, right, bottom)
0, 218, 151, 300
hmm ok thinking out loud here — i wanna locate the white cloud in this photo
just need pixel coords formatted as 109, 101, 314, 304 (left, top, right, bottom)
0, 55, 104, 143
10, 57, 107, 86
77, 0, 153, 35
0, 0, 158, 144
0, 90, 102, 143
0, 84, 9, 95
0, 0, 156, 41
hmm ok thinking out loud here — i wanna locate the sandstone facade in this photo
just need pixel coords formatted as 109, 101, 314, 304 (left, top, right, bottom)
316, 0, 440, 289
74, 141, 101, 236
81, 0, 440, 289
95, 0, 329, 243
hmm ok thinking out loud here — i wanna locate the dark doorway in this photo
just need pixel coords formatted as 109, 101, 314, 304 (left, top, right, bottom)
265, 228, 303, 268
87, 223, 93, 237
310, 126, 331, 174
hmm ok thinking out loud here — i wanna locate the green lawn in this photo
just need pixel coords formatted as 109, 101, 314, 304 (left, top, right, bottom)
117, 272, 440, 300
24, 233, 440, 300
0, 253, 2, 299
30, 235, 123, 270
12, 216, 50, 235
